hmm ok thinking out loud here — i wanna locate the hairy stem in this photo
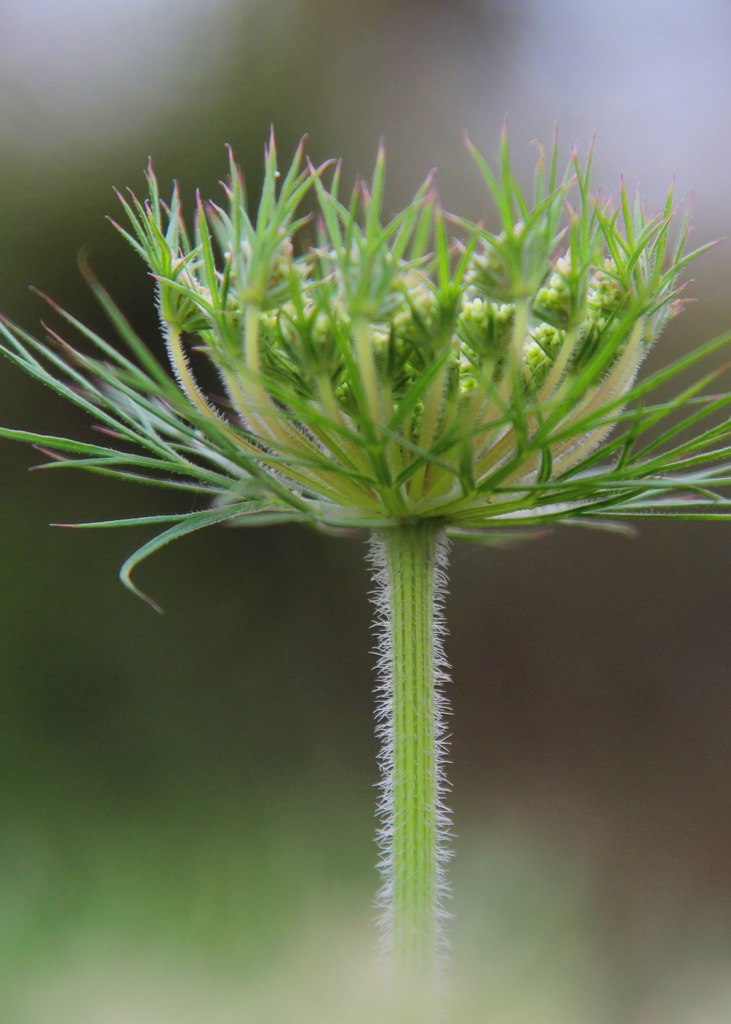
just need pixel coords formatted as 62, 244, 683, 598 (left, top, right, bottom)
369, 522, 451, 995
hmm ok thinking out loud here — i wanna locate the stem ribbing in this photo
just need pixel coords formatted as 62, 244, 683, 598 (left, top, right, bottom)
369, 522, 451, 990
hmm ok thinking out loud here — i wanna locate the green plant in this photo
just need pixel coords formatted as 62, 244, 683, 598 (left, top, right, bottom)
2, 130, 730, 1010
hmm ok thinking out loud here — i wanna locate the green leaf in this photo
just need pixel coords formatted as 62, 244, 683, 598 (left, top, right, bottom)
118, 503, 308, 611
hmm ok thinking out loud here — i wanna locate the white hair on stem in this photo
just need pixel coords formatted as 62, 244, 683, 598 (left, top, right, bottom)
367, 525, 453, 977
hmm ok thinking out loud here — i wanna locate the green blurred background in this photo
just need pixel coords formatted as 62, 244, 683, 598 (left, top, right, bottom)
1, 1, 731, 1021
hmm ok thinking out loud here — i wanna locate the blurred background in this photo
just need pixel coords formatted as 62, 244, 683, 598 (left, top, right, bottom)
1, 1, 731, 1021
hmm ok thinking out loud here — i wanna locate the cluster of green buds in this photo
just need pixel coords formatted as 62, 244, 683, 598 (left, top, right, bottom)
115, 135, 702, 516
1, 130, 728, 602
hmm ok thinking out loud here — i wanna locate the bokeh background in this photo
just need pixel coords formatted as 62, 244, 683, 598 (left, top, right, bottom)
1, 1, 731, 1021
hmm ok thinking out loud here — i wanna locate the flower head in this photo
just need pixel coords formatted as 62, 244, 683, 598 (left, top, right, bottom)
2, 131, 729, 605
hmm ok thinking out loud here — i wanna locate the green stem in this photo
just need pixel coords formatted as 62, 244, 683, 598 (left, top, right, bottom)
369, 521, 450, 994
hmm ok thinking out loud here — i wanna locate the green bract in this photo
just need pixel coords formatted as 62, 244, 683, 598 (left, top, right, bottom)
1, 131, 729, 607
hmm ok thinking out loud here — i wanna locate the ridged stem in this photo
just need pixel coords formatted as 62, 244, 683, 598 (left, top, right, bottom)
369, 522, 450, 1002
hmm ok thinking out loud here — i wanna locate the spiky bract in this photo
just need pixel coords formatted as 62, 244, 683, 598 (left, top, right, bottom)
1, 132, 730, 602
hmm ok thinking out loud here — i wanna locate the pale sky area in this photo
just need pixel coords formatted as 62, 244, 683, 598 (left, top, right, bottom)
0, 0, 729, 221
0, 0, 235, 140
500, 0, 731, 210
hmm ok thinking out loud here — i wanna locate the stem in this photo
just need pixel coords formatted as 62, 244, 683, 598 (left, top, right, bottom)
354, 317, 382, 424
369, 521, 451, 996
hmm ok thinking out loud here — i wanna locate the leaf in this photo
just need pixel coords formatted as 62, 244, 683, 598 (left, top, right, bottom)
447, 525, 550, 546
118, 503, 308, 611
